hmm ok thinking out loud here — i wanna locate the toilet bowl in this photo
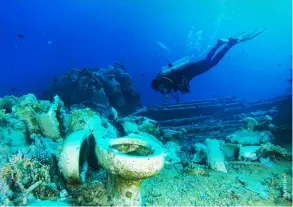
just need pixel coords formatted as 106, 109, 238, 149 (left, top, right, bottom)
96, 136, 165, 206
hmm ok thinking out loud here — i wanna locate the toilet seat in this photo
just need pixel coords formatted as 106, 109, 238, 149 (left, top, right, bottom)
59, 129, 93, 183
96, 137, 164, 180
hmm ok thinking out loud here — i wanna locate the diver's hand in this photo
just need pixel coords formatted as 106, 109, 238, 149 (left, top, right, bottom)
164, 94, 169, 101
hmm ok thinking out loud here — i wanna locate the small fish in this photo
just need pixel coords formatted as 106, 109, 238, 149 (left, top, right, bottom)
40, 32, 47, 36
48, 40, 52, 44
156, 41, 170, 52
13, 45, 18, 49
10, 87, 17, 91
17, 33, 24, 38
277, 63, 282, 67
141, 73, 145, 77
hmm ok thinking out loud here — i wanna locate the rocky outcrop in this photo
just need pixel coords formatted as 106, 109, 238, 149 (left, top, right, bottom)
43, 62, 141, 117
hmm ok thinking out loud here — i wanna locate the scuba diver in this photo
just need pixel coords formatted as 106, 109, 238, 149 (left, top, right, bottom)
151, 28, 266, 102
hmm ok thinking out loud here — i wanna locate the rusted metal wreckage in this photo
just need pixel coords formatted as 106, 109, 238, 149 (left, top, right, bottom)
136, 93, 292, 143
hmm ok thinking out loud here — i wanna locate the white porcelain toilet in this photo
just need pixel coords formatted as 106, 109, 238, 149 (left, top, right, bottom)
59, 129, 92, 184
95, 136, 165, 206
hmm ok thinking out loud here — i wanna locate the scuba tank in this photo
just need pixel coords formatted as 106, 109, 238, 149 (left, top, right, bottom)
160, 56, 190, 76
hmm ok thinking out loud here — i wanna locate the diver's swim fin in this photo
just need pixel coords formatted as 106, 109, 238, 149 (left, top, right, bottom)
232, 28, 267, 43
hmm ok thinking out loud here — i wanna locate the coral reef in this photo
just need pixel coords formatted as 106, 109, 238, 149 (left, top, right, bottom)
0, 117, 29, 168
0, 93, 123, 206
0, 153, 57, 205
0, 90, 291, 206
0, 109, 10, 125
12, 94, 65, 140
66, 108, 118, 138
43, 62, 141, 117
0, 95, 19, 113
65, 169, 110, 206
12, 94, 44, 134
259, 142, 292, 160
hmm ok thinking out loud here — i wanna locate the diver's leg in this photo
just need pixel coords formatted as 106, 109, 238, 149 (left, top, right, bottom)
205, 39, 227, 61
210, 42, 235, 67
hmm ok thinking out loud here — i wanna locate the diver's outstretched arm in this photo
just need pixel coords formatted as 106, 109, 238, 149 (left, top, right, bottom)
164, 89, 177, 101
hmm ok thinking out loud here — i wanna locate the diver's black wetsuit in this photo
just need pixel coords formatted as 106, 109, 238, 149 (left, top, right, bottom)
161, 40, 236, 93
184, 41, 234, 80
151, 28, 266, 101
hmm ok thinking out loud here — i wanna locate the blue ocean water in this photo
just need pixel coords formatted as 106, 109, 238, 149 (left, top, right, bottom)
0, 0, 292, 105
0, 2, 292, 206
